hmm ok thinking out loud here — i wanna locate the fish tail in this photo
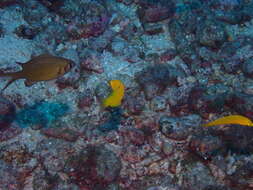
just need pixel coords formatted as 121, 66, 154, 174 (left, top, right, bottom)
0, 71, 11, 77
0, 72, 22, 92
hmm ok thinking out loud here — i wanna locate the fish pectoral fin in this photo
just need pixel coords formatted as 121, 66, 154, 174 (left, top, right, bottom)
24, 80, 36, 87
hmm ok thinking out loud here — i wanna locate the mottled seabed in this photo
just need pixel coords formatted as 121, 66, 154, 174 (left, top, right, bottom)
0, 0, 253, 190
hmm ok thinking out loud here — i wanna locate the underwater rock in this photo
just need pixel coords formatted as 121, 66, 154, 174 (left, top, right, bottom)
41, 128, 80, 142
188, 86, 229, 118
183, 162, 217, 189
124, 94, 145, 115
77, 89, 94, 109
95, 81, 111, 104
159, 115, 199, 141
196, 19, 228, 48
116, 0, 133, 5
189, 135, 224, 160
137, 0, 175, 35
121, 145, 144, 163
159, 49, 177, 63
242, 58, 253, 78
211, 0, 244, 24
35, 139, 73, 174
63, 1, 109, 40
0, 142, 37, 189
137, 1, 175, 23
0, 142, 36, 170
228, 161, 253, 189
32, 168, 58, 190
64, 145, 121, 189
210, 125, 253, 154
119, 127, 145, 146
0, 160, 20, 189
168, 20, 198, 64
135, 64, 184, 100
38, 0, 63, 12
150, 95, 167, 111
14, 25, 38, 40
88, 29, 115, 52
98, 107, 122, 132
241, 2, 253, 23
0, 95, 16, 130
0, 0, 19, 8
80, 51, 104, 73
221, 59, 241, 74
0, 23, 4, 38
56, 67, 80, 90
0, 123, 22, 142
225, 92, 253, 118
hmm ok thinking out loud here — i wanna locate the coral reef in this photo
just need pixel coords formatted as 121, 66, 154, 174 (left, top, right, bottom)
1, 0, 253, 189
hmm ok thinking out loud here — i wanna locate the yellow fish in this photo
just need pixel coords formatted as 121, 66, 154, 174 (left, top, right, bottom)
0, 54, 74, 91
203, 115, 253, 127
103, 80, 125, 108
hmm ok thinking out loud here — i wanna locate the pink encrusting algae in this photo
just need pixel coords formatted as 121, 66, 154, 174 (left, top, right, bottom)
1, 0, 253, 190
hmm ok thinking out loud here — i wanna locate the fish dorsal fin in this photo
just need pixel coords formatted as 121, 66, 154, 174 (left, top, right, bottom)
23, 53, 54, 66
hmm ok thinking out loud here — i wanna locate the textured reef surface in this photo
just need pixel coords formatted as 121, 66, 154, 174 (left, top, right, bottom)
1, 0, 253, 189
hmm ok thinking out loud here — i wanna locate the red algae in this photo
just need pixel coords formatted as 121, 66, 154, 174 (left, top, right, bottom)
0, 0, 19, 8
0, 124, 22, 142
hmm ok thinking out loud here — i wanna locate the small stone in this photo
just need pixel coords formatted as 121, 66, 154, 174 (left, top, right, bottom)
242, 59, 253, 78
159, 115, 201, 141
122, 145, 144, 163
0, 124, 22, 142
77, 89, 94, 109
135, 64, 180, 100
64, 145, 121, 189
183, 162, 216, 189
160, 49, 177, 62
0, 0, 19, 8
116, 0, 133, 5
14, 25, 38, 40
38, 0, 63, 12
124, 95, 145, 115
0, 95, 16, 130
41, 128, 80, 142
162, 141, 173, 156
119, 127, 145, 146
80, 53, 103, 74
137, 2, 175, 23
150, 96, 167, 111
197, 19, 227, 48
189, 135, 223, 159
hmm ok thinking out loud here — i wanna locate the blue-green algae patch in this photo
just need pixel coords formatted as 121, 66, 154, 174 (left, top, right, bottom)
15, 101, 69, 128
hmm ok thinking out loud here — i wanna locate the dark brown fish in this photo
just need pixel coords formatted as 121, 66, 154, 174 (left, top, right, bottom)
0, 54, 74, 91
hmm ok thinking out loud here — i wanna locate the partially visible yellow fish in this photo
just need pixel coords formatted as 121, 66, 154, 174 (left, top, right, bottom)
203, 115, 253, 127
103, 80, 125, 108
0, 54, 74, 91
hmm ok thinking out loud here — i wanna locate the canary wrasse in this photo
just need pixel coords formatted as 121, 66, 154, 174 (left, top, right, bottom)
103, 80, 125, 108
203, 115, 253, 127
